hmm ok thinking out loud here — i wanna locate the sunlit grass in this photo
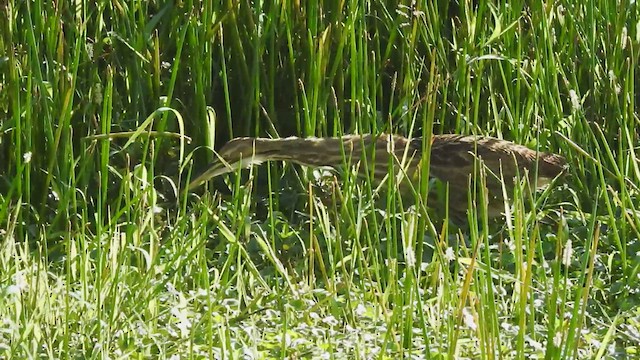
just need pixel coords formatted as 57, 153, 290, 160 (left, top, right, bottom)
1, 0, 639, 358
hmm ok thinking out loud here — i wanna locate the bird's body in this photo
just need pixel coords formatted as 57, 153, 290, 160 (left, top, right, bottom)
189, 134, 566, 218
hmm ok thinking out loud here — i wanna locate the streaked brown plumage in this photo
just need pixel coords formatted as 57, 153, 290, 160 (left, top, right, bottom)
189, 134, 566, 218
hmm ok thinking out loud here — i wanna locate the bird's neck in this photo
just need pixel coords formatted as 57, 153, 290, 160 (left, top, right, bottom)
253, 134, 396, 167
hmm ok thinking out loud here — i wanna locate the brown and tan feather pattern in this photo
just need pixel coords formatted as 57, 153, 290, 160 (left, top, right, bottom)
428, 135, 566, 217
189, 134, 566, 217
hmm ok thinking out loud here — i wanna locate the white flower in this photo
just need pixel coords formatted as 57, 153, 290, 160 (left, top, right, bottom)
569, 90, 581, 111
553, 331, 563, 347
462, 307, 477, 331
444, 247, 455, 262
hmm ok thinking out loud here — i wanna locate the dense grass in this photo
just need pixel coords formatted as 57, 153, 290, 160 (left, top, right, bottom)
1, 0, 639, 358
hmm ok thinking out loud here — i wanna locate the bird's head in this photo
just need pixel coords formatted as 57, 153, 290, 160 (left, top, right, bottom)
187, 138, 269, 190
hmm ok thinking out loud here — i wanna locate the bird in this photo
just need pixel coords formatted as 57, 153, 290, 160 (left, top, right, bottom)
188, 134, 567, 218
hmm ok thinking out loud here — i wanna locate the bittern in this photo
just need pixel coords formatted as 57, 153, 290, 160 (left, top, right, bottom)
188, 134, 566, 218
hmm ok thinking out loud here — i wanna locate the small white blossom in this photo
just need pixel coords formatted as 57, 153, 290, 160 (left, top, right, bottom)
528, 337, 544, 351
569, 90, 581, 111
553, 331, 563, 347
170, 307, 192, 339
462, 307, 477, 331
444, 247, 455, 262
322, 315, 339, 327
